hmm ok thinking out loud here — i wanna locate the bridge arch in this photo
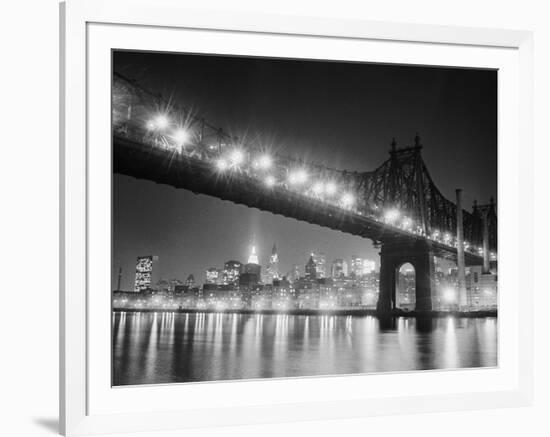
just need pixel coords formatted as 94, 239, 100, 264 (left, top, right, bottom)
396, 263, 416, 311
376, 240, 435, 313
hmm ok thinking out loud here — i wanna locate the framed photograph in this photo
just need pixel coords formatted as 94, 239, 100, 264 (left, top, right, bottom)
60, 0, 534, 435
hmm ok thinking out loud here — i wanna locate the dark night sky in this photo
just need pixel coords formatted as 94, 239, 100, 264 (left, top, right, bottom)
112, 51, 497, 290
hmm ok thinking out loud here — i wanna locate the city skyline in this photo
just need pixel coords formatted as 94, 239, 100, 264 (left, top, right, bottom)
119, 238, 379, 292
115, 249, 495, 314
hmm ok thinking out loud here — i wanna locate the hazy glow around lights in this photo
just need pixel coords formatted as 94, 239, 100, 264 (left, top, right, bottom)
154, 114, 169, 130
325, 182, 337, 195
258, 155, 272, 169
216, 159, 228, 171
172, 128, 189, 145
341, 193, 355, 206
288, 169, 308, 184
230, 149, 245, 165
442, 288, 455, 303
265, 175, 276, 187
312, 182, 324, 194
384, 209, 400, 222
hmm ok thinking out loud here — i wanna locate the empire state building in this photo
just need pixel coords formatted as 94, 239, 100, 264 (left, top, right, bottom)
247, 245, 259, 265
244, 245, 261, 276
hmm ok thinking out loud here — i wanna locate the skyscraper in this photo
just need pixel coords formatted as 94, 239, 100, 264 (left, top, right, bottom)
350, 255, 363, 278
205, 267, 220, 284
186, 274, 195, 288
133, 255, 158, 292
244, 245, 261, 276
247, 245, 259, 265
331, 259, 344, 278
305, 255, 317, 280
264, 243, 280, 284
289, 264, 301, 283
116, 266, 123, 291
362, 259, 376, 275
342, 260, 349, 277
311, 252, 326, 278
223, 260, 242, 286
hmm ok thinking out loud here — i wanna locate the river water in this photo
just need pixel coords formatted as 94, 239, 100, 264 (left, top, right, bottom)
112, 311, 497, 386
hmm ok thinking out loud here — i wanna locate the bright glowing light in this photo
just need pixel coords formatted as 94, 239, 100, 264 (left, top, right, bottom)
264, 175, 276, 187
257, 154, 272, 169
216, 159, 228, 171
384, 209, 400, 223
432, 230, 440, 239
154, 114, 169, 130
288, 169, 308, 184
146, 120, 155, 130
172, 128, 190, 145
229, 149, 245, 165
341, 192, 355, 207
325, 182, 337, 195
444, 233, 452, 243
312, 182, 324, 195
442, 287, 456, 303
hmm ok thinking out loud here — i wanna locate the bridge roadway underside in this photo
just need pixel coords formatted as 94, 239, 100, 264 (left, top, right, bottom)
114, 136, 483, 267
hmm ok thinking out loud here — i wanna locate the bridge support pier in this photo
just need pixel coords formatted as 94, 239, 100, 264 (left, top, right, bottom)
376, 239, 436, 313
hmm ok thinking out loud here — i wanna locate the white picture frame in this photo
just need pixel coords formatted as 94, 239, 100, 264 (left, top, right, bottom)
60, 0, 534, 435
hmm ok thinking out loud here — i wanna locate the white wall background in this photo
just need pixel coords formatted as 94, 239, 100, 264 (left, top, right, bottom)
0, 0, 547, 436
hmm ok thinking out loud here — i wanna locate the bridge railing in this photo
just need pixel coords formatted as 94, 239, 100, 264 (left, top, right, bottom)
112, 73, 492, 259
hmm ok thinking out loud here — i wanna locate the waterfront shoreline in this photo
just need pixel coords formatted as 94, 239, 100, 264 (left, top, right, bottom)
112, 307, 497, 318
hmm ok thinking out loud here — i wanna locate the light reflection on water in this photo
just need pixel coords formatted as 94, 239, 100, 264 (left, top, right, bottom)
112, 311, 497, 386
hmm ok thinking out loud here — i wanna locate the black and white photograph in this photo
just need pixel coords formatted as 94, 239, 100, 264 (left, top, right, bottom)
111, 50, 498, 386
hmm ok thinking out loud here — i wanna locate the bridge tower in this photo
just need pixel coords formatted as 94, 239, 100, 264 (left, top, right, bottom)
374, 136, 435, 312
